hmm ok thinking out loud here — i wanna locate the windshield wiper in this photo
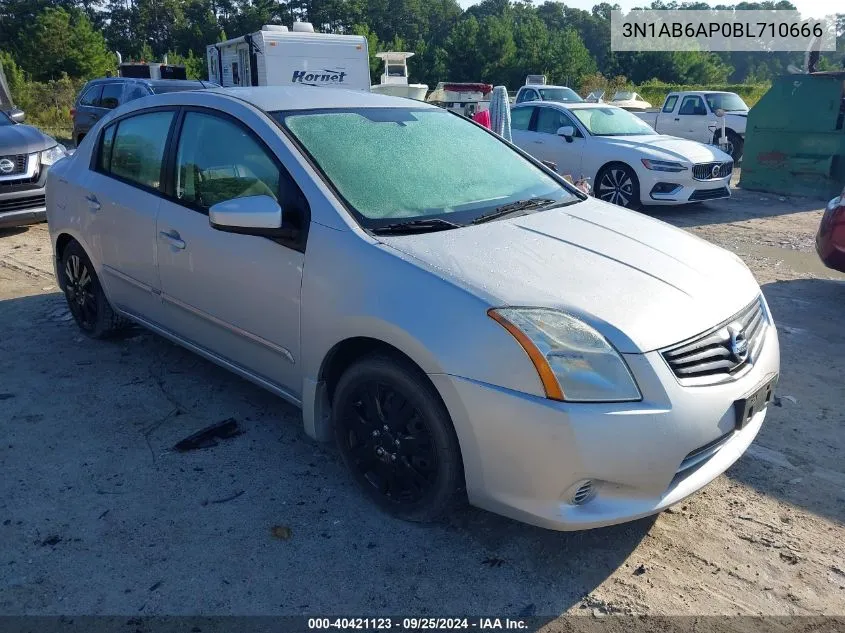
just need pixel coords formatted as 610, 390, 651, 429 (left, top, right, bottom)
471, 198, 556, 225
370, 218, 463, 235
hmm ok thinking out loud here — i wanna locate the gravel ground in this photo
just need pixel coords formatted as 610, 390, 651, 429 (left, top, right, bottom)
0, 185, 844, 621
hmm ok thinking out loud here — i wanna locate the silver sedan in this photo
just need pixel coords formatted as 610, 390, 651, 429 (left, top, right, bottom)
45, 86, 780, 530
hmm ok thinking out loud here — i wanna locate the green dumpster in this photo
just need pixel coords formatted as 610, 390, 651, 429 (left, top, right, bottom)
739, 71, 845, 199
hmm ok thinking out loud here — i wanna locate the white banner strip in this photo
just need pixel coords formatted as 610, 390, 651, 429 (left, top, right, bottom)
611, 10, 837, 52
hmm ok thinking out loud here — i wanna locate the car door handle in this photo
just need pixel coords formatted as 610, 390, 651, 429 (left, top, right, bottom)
674, 117, 680, 121
85, 194, 100, 211
159, 230, 186, 250
533, 140, 544, 144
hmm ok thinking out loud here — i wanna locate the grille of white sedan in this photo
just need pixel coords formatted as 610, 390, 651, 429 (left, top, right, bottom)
692, 161, 733, 180
661, 298, 767, 383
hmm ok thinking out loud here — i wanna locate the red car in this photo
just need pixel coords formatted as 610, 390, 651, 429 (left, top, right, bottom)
816, 184, 845, 273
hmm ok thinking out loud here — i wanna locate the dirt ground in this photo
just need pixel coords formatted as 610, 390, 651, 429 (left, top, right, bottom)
1, 183, 844, 621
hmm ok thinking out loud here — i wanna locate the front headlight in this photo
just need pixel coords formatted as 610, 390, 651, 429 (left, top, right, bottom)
640, 159, 688, 172
489, 308, 641, 402
40, 144, 68, 166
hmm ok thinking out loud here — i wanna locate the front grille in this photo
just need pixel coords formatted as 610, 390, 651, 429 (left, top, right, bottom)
0, 154, 28, 175
661, 298, 767, 383
0, 194, 46, 213
692, 161, 733, 180
0, 174, 40, 189
688, 186, 730, 201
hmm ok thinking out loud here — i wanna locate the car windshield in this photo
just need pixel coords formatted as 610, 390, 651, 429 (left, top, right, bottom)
613, 91, 635, 101
538, 88, 583, 103
704, 93, 748, 112
0, 111, 12, 126
570, 106, 655, 136
275, 108, 578, 226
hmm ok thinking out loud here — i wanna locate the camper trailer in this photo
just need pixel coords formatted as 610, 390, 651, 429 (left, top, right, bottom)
207, 22, 370, 91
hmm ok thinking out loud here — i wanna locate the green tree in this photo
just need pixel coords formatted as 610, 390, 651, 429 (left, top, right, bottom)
21, 7, 114, 81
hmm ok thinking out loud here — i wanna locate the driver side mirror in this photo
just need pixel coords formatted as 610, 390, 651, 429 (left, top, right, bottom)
209, 194, 295, 238
8, 108, 25, 124
557, 125, 575, 142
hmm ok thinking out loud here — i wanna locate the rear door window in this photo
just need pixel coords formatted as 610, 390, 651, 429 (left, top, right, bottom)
511, 106, 534, 131
99, 83, 124, 109
98, 111, 175, 190
79, 85, 103, 107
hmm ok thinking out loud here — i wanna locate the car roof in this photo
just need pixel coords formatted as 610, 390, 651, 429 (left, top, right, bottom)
147, 79, 211, 89
522, 84, 574, 90
206, 86, 439, 112
86, 77, 208, 87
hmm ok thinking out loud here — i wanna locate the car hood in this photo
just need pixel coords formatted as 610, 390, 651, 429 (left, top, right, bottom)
598, 134, 732, 163
378, 199, 760, 353
0, 124, 56, 154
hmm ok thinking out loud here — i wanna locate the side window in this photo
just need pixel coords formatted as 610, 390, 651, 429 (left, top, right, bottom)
511, 106, 534, 131
106, 111, 174, 190
99, 83, 123, 109
678, 96, 706, 115
535, 107, 579, 136
79, 85, 102, 107
175, 111, 280, 210
662, 95, 678, 113
97, 124, 116, 171
125, 84, 150, 102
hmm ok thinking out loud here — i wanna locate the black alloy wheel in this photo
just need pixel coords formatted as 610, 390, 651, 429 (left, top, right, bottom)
332, 355, 464, 522
60, 240, 125, 338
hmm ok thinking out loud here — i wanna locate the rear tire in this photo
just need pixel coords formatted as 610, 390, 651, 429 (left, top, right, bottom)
332, 354, 464, 522
595, 163, 641, 210
714, 130, 743, 163
59, 240, 126, 338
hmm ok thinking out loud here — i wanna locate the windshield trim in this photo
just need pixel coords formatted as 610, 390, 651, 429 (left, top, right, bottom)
270, 107, 584, 233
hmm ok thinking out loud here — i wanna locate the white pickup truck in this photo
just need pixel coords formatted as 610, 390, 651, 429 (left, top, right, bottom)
634, 91, 749, 161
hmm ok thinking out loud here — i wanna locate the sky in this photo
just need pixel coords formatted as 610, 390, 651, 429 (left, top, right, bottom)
456, 0, 840, 19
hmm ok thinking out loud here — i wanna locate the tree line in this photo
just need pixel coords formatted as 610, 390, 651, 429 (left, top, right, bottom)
1, 0, 843, 94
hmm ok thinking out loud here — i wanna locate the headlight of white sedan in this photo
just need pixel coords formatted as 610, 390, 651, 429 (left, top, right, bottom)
489, 308, 641, 402
640, 159, 688, 172
40, 144, 68, 166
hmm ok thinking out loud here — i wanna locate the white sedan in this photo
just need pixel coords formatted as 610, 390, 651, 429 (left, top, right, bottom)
511, 102, 734, 209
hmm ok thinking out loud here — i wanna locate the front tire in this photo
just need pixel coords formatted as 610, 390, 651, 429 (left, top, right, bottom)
59, 240, 125, 338
596, 163, 641, 209
332, 354, 464, 522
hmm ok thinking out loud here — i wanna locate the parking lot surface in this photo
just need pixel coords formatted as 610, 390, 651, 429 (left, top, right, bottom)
1, 187, 844, 618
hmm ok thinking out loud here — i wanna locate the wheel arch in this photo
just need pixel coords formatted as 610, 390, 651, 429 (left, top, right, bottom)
304, 335, 449, 443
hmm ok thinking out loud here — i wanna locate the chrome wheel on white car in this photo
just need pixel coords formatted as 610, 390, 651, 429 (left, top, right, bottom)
596, 163, 640, 209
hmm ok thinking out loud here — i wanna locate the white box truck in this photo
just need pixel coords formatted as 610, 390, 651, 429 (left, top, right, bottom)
207, 22, 370, 92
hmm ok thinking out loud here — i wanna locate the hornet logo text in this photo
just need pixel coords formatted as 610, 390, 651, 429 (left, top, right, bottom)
292, 68, 347, 86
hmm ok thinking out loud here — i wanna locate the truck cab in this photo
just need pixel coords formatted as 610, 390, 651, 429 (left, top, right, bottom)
636, 91, 748, 161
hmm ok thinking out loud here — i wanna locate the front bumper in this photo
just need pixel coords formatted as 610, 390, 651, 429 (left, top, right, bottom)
0, 159, 48, 229
431, 318, 780, 531
639, 169, 731, 206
